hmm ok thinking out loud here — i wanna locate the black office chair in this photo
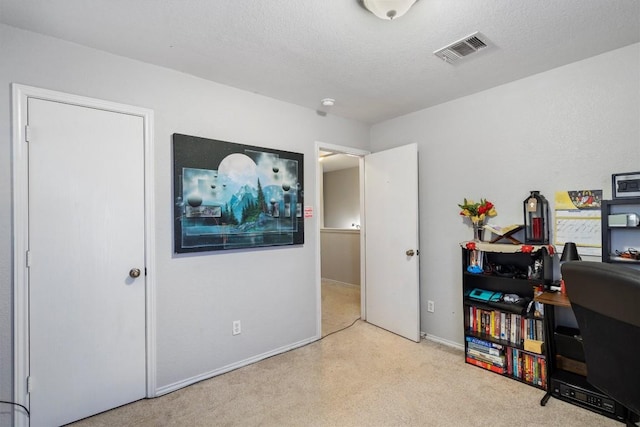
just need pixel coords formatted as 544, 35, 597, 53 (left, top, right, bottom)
561, 261, 640, 425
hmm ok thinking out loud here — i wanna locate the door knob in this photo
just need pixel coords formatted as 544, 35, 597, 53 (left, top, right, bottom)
129, 268, 141, 278
406, 249, 415, 256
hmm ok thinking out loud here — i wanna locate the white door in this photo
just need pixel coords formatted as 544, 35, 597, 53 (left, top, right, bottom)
28, 98, 147, 426
364, 143, 420, 342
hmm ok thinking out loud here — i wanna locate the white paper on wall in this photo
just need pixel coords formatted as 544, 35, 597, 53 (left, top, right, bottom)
554, 190, 602, 257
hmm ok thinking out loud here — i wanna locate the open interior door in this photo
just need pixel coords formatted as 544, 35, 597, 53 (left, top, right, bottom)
364, 143, 420, 342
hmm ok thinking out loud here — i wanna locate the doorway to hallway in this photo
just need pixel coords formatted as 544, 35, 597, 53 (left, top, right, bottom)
318, 146, 365, 336
315, 141, 420, 342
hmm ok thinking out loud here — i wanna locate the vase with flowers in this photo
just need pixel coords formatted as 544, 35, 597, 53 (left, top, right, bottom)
458, 198, 497, 241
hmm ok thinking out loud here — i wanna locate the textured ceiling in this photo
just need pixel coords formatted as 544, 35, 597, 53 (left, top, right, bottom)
1, 0, 638, 124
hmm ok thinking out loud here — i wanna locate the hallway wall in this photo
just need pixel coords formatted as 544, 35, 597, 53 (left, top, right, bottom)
323, 167, 360, 229
320, 229, 361, 286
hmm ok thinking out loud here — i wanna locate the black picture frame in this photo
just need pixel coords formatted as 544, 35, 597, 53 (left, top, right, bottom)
173, 133, 304, 253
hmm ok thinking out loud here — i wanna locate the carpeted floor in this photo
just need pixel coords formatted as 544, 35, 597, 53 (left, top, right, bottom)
70, 282, 623, 427
321, 279, 361, 336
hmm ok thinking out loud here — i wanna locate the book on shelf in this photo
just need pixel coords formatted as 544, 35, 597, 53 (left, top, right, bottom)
465, 336, 504, 350
509, 313, 517, 344
536, 318, 544, 341
467, 341, 501, 357
465, 356, 506, 374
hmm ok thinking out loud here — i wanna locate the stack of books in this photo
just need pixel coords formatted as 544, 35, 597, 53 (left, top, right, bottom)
465, 336, 505, 374
465, 336, 547, 388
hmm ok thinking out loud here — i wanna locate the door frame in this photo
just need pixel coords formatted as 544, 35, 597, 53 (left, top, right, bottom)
315, 141, 369, 337
12, 84, 157, 424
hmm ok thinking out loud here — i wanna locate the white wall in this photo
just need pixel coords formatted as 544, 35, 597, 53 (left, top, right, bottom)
320, 229, 361, 285
0, 23, 369, 416
370, 43, 640, 346
323, 167, 360, 228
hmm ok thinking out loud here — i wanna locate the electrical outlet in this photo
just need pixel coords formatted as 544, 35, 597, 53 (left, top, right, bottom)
232, 320, 241, 335
427, 300, 435, 313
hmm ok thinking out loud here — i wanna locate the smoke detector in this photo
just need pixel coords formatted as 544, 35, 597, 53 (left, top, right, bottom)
433, 32, 490, 64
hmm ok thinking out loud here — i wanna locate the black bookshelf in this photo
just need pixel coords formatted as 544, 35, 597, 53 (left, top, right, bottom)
461, 242, 553, 390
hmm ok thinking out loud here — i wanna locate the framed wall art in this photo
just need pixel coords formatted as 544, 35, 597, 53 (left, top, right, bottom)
173, 133, 304, 253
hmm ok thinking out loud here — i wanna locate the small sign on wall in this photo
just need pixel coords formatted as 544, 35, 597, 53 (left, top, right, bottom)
304, 206, 313, 218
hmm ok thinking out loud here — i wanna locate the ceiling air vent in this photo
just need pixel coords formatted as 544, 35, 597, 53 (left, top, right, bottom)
434, 32, 490, 64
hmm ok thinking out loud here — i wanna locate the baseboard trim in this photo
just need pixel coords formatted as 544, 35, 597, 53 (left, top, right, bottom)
156, 332, 463, 396
421, 332, 464, 351
155, 335, 319, 396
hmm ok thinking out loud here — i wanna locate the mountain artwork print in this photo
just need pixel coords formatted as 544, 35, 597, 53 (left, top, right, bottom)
173, 134, 304, 253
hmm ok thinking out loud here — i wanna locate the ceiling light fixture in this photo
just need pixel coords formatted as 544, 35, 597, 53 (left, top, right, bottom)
321, 98, 335, 107
358, 0, 418, 20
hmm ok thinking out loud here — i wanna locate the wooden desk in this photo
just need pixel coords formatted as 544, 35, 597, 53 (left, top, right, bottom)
534, 290, 570, 308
